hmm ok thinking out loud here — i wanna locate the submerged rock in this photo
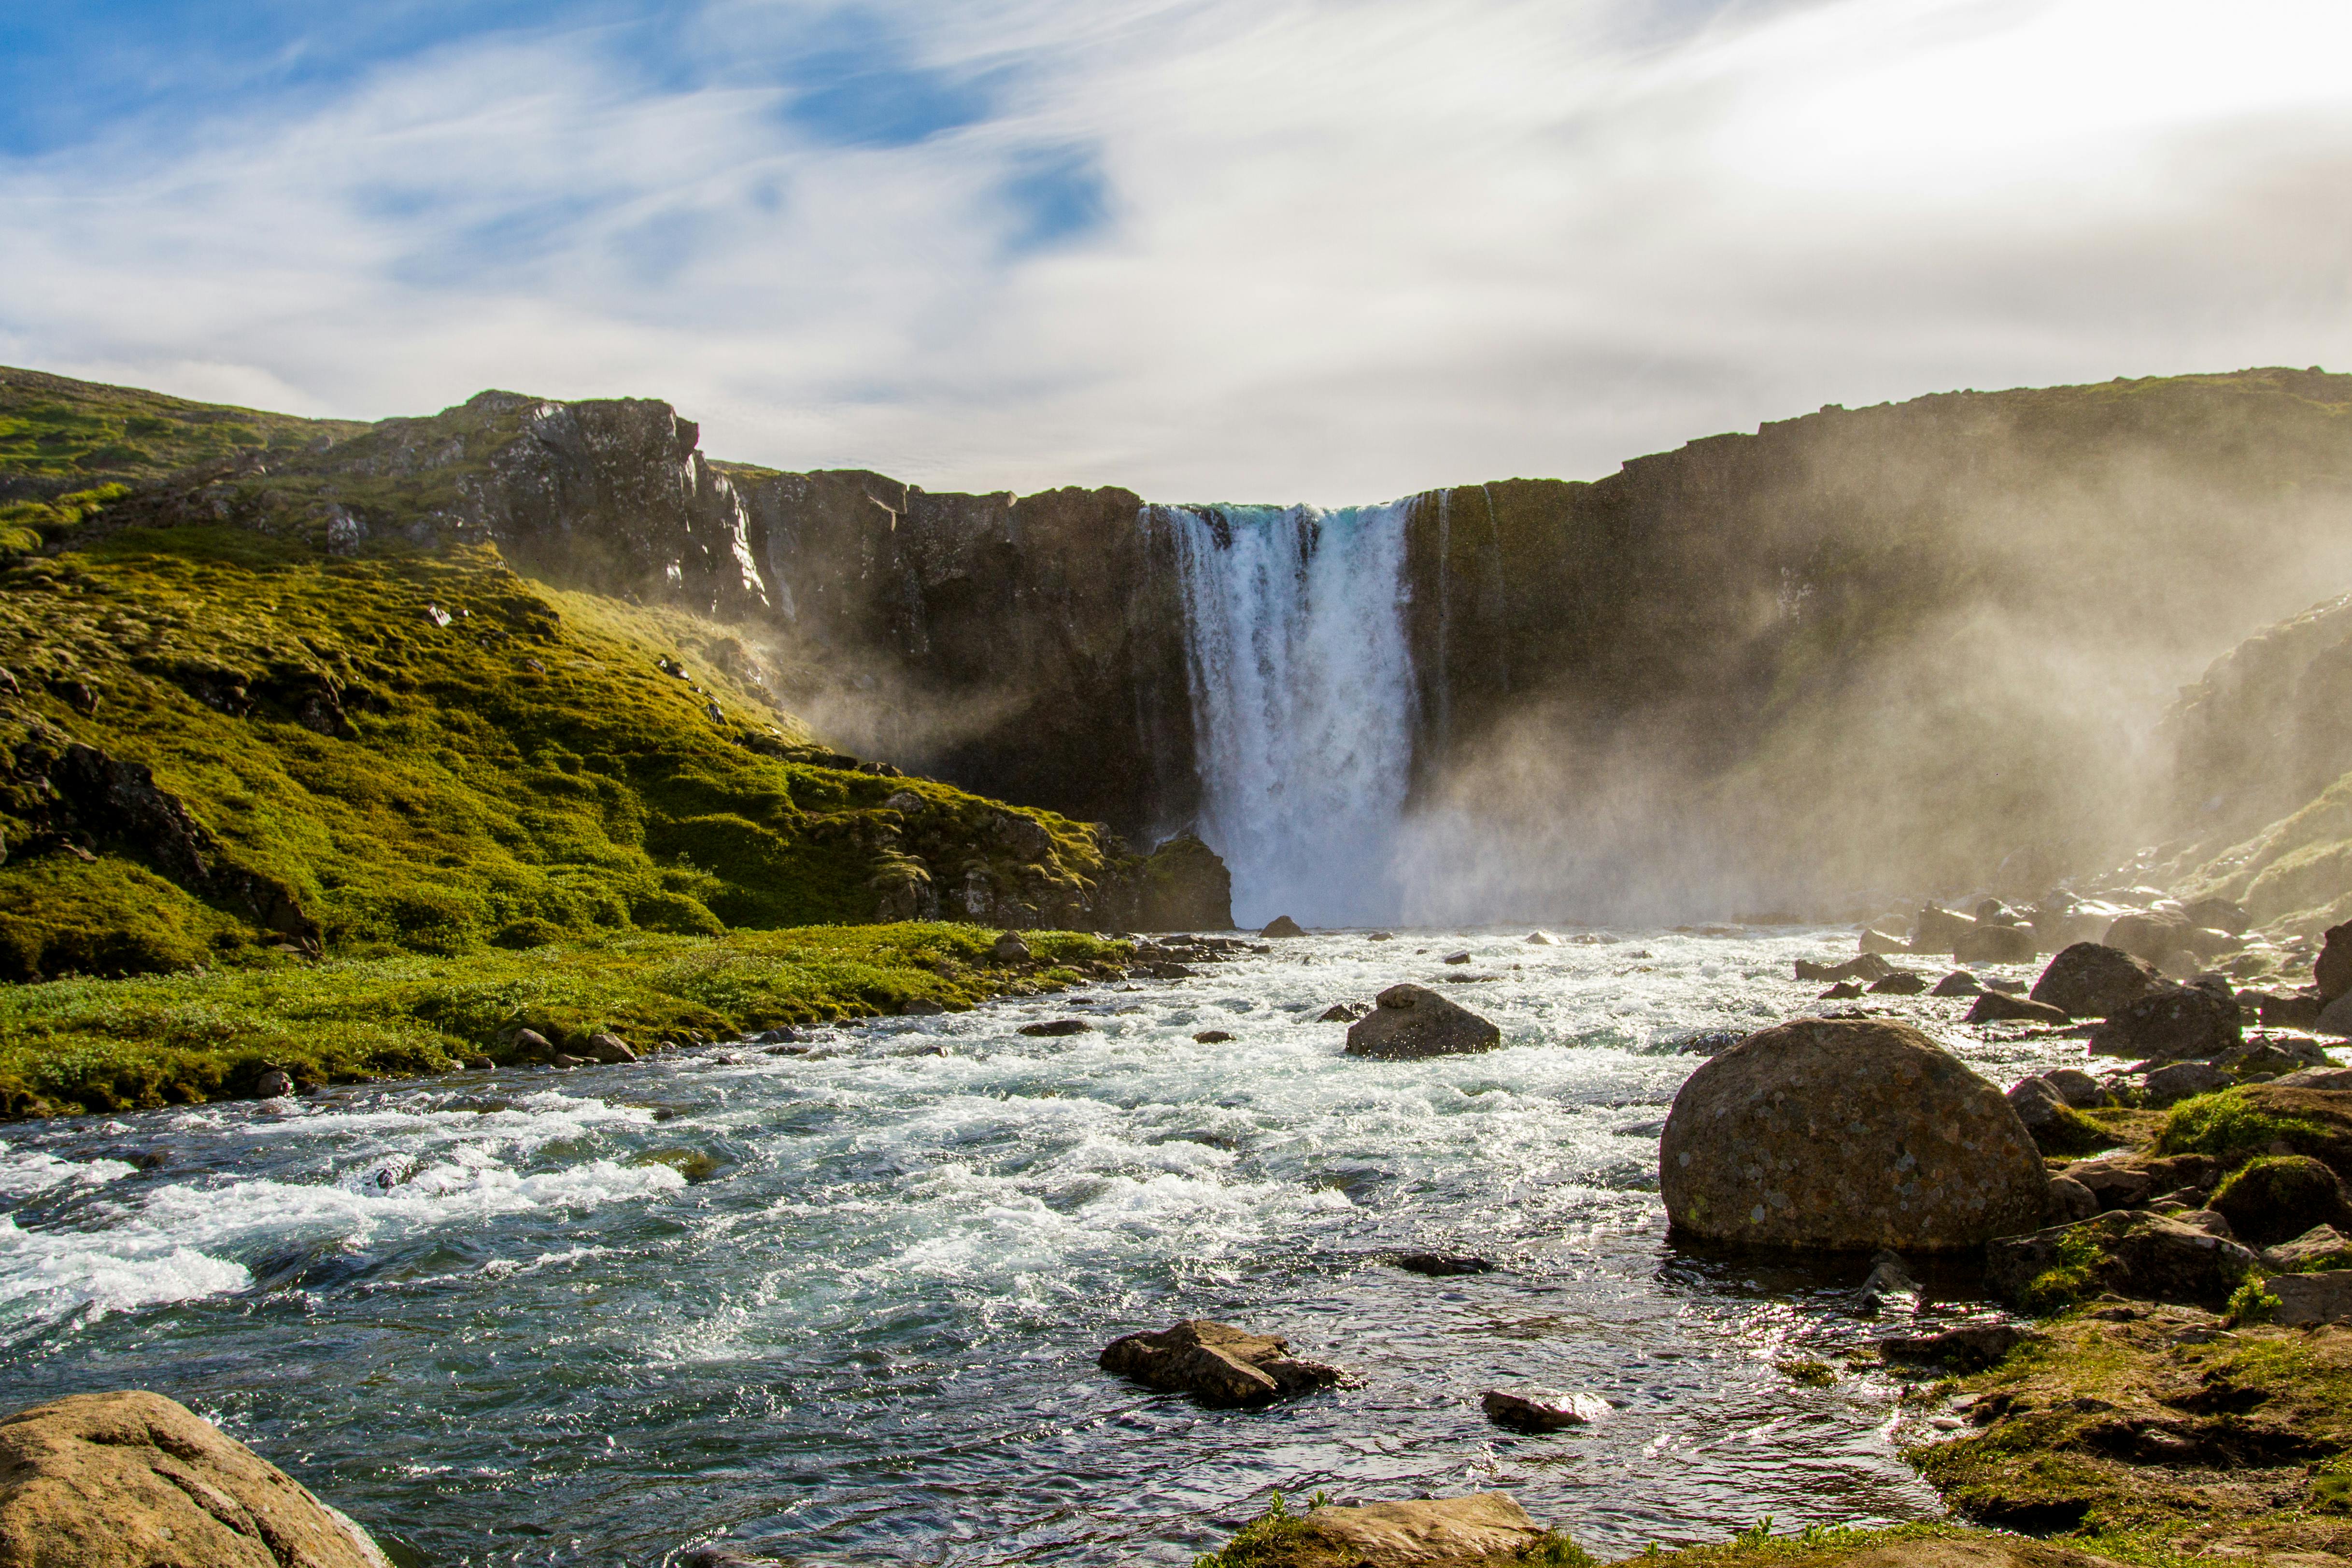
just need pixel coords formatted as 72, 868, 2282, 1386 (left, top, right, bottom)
1658, 1017, 2047, 1250
1097, 1319, 1343, 1407
1261, 915, 1306, 938
1344, 984, 1502, 1059
2030, 942, 2161, 1019
1880, 1323, 2033, 1370
1392, 1250, 1496, 1276
1858, 1249, 1921, 1315
0, 1389, 393, 1568
1481, 1388, 1608, 1430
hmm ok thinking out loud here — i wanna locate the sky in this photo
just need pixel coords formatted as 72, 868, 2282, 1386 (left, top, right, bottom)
2, 0, 2348, 501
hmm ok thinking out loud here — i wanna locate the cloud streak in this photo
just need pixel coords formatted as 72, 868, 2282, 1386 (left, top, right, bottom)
2, 0, 2348, 499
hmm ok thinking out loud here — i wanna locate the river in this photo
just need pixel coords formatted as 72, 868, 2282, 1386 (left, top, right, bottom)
0, 928, 2106, 1566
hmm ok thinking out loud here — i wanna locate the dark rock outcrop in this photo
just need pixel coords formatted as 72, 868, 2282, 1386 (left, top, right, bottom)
1658, 1018, 2048, 1250
2210, 1155, 2352, 1248
1136, 833, 1233, 931
1097, 1319, 1343, 1407
1954, 923, 2037, 965
2320, 920, 2352, 1004
1985, 1211, 2260, 1309
1344, 984, 1502, 1059
1261, 915, 1306, 938
0, 1389, 391, 1568
2030, 943, 2161, 1019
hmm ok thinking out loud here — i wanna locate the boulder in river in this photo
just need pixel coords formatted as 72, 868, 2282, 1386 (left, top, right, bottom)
1931, 971, 1982, 997
1319, 1001, 1371, 1022
0, 1389, 392, 1568
1345, 984, 1502, 1059
2142, 1059, 2231, 1105
1954, 923, 2037, 965
2042, 1067, 2113, 1107
1857, 1249, 1920, 1315
1819, 981, 1864, 999
1867, 971, 1928, 995
1261, 915, 1306, 938
253, 1067, 294, 1099
1525, 932, 1554, 945
1481, 1388, 1609, 1430
1391, 1250, 1496, 1276
1967, 991, 2068, 1026
1912, 905, 1977, 954
1018, 1018, 1093, 1037
1796, 954, 1895, 983
900, 997, 948, 1017
1193, 1030, 1234, 1043
582, 1032, 638, 1063
1658, 1018, 2048, 1250
2318, 919, 2352, 1003
2104, 911, 2192, 965
2029, 943, 2161, 1019
1097, 1319, 1343, 1407
2089, 979, 2242, 1062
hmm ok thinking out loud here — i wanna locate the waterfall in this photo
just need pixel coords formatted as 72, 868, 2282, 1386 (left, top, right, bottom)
1162, 500, 1418, 928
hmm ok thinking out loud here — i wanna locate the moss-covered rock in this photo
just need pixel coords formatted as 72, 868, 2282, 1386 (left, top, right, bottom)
2211, 1155, 2352, 1248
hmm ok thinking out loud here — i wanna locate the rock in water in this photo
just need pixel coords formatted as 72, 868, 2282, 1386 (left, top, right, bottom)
1345, 984, 1503, 1059
1969, 990, 2069, 1026
1245, 1494, 1547, 1568
1392, 1251, 1496, 1276
0, 1389, 392, 1568
1986, 1211, 2260, 1309
1796, 954, 1895, 983
1658, 1018, 2047, 1250
1319, 1001, 1372, 1022
1097, 1319, 1343, 1407
1879, 1324, 2031, 1370
2089, 980, 2241, 1062
1857, 1249, 1920, 1315
253, 1067, 294, 1099
1954, 924, 2037, 965
1138, 833, 1234, 931
1018, 1018, 1092, 1037
1868, 971, 1928, 995
1261, 915, 1306, 938
582, 1031, 638, 1063
2042, 1067, 2113, 1107
1525, 931, 1554, 945
2318, 920, 2352, 1004
1481, 1389, 1609, 1430
2030, 943, 2161, 1019
1931, 970, 1983, 996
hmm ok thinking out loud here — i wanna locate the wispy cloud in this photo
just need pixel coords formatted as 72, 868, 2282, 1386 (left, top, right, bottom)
2, 0, 2347, 498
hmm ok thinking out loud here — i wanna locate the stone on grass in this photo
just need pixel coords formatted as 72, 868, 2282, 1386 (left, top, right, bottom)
1261, 915, 1306, 938
1097, 1319, 1342, 1407
512, 1028, 554, 1059
2277, 1066, 2352, 1091
1250, 1495, 1546, 1568
992, 932, 1034, 963
1658, 1017, 2048, 1251
2261, 1224, 2351, 1273
0, 1390, 392, 1568
2030, 943, 2160, 1019
2268, 1271, 2352, 1326
1880, 1324, 2033, 1370
1345, 984, 1502, 1060
1968, 992, 2069, 1026
1481, 1389, 1609, 1430
2142, 1060, 2230, 1106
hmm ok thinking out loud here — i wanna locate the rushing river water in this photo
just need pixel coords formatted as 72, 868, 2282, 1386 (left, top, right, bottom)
0, 929, 2154, 1567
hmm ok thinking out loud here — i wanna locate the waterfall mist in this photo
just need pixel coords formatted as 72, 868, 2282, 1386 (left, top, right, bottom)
1164, 501, 1417, 928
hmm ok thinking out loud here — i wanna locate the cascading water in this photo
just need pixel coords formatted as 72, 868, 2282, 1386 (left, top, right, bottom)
1162, 500, 1417, 927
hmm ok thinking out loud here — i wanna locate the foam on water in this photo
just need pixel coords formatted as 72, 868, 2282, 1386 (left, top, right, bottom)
0, 930, 2129, 1566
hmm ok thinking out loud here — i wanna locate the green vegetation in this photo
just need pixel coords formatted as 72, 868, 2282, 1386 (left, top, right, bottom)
1775, 1360, 1837, 1387
2036, 1103, 2127, 1158
0, 367, 365, 491
0, 528, 1131, 983
2018, 1224, 2111, 1316
0, 923, 1125, 1117
2154, 1088, 2350, 1173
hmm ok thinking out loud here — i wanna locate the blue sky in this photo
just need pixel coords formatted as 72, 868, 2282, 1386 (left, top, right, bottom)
2, 0, 2348, 497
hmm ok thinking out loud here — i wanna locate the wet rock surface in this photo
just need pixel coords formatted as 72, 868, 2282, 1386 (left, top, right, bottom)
1097, 1319, 1344, 1408
1344, 984, 1502, 1059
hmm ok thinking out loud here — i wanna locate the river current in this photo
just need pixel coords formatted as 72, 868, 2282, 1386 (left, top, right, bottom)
0, 929, 2145, 1566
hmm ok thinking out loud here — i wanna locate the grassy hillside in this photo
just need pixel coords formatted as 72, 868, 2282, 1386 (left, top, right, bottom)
0, 366, 365, 495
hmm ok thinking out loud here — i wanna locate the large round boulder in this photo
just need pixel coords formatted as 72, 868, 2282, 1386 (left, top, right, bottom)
0, 1389, 391, 1568
1344, 984, 1502, 1059
1659, 1018, 2048, 1250
2029, 942, 2160, 1019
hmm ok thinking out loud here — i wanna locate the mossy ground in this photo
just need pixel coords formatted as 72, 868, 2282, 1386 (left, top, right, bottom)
0, 366, 364, 494
0, 922, 1126, 1117
1911, 1310, 2352, 1560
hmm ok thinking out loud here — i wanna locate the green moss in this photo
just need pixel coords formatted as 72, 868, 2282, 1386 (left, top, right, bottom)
2036, 1103, 2127, 1158
2155, 1089, 2338, 1172
2021, 1225, 2110, 1315
0, 923, 1128, 1118
0, 367, 364, 486
1776, 1360, 1837, 1387
2224, 1275, 2281, 1327
2211, 1155, 2350, 1248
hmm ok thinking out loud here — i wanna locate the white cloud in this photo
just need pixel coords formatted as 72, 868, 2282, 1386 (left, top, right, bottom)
2, 0, 2348, 500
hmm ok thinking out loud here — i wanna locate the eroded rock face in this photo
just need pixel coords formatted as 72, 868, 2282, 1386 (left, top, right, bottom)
1344, 984, 1502, 1059
1097, 1319, 1343, 1407
2030, 943, 2161, 1019
0, 1389, 390, 1568
1658, 1018, 2048, 1250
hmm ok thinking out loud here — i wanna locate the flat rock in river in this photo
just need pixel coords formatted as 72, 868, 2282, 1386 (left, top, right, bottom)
1345, 984, 1502, 1059
0, 1389, 392, 1568
1247, 1494, 1546, 1568
1659, 1017, 2048, 1250
1097, 1319, 1343, 1407
1481, 1388, 1609, 1430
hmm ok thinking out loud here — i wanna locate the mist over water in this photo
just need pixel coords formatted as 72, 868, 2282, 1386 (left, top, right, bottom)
1165, 501, 1417, 928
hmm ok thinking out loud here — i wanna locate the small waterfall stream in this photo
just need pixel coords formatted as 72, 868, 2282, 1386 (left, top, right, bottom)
1162, 500, 1417, 927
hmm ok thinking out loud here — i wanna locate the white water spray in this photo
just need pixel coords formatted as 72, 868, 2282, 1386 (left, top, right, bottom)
1163, 501, 1417, 928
